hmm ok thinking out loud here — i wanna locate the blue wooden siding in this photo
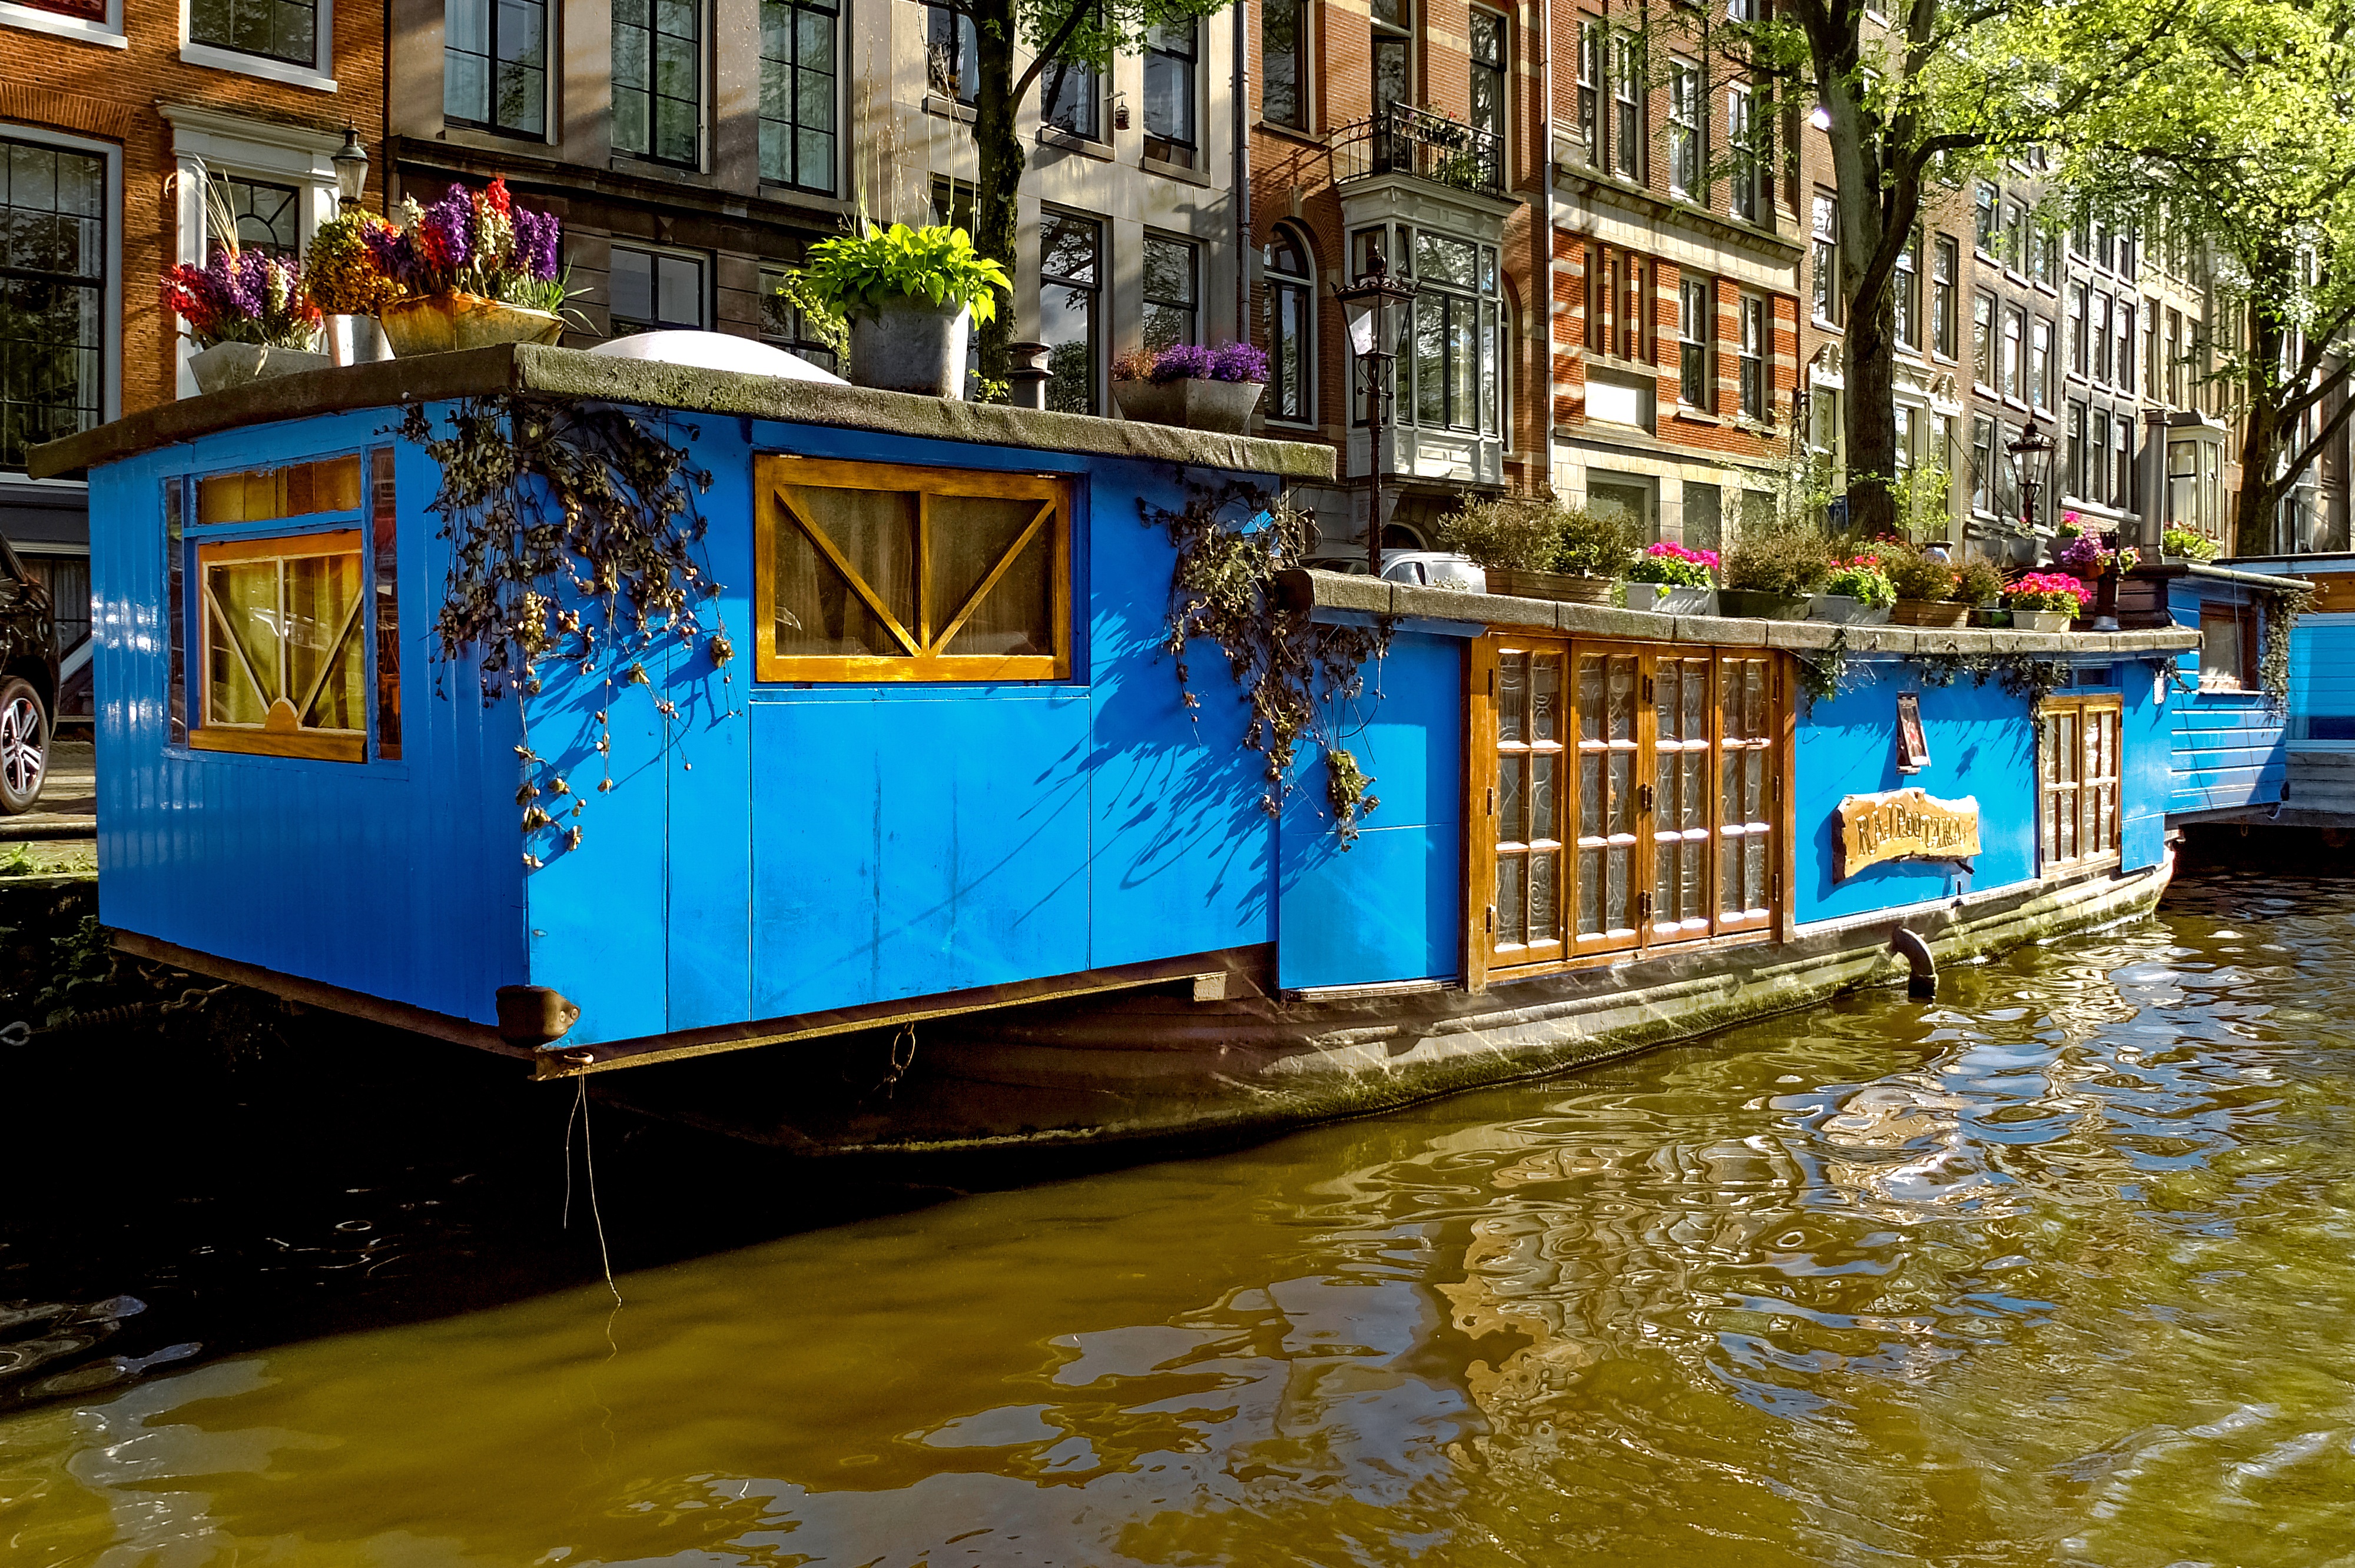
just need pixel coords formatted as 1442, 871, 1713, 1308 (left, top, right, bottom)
2164, 579, 2288, 816
2292, 617, 2355, 735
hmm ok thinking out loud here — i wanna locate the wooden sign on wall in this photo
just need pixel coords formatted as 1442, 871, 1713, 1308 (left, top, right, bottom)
1835, 788, 1982, 879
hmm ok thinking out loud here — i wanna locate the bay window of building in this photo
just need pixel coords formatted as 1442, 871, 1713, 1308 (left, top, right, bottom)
1933, 235, 1958, 358
1471, 11, 1507, 156
1144, 19, 1198, 166
1408, 230, 1500, 434
1812, 194, 1839, 325
1265, 228, 1314, 424
1577, 22, 1602, 164
615, 0, 701, 165
759, 0, 837, 190
1612, 33, 1643, 180
2002, 305, 2024, 401
1972, 291, 1996, 390
1894, 231, 1919, 351
2031, 317, 2052, 410
189, 0, 314, 66
1262, 0, 1305, 129
925, 1, 978, 102
0, 133, 107, 472
609, 245, 706, 334
1737, 292, 1767, 420
2168, 428, 2225, 541
2039, 695, 2122, 872
1668, 58, 1702, 199
1040, 210, 1100, 415
1677, 275, 1711, 407
1141, 232, 1198, 350
446, 0, 548, 136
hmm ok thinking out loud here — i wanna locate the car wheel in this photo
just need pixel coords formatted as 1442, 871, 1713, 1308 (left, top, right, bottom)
0, 677, 48, 815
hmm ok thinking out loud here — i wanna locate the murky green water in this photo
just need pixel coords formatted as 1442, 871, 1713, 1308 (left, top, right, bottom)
7, 867, 2355, 1566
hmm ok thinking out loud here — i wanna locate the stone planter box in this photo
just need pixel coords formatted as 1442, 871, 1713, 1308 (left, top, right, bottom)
1969, 606, 2014, 629
1889, 598, 1971, 628
1112, 377, 1265, 434
1716, 589, 1810, 622
187, 340, 331, 394
379, 293, 565, 357
1626, 582, 1715, 616
1485, 567, 1614, 604
848, 299, 972, 398
2014, 608, 2075, 632
1809, 593, 1892, 625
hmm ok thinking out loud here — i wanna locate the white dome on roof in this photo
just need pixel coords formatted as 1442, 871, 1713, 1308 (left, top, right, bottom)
586, 330, 847, 384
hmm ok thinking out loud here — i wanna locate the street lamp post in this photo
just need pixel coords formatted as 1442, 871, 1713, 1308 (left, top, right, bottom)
2006, 414, 2054, 540
331, 126, 370, 213
1334, 253, 1419, 577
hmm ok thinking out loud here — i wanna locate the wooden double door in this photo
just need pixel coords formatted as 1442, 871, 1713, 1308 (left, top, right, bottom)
1470, 636, 1789, 979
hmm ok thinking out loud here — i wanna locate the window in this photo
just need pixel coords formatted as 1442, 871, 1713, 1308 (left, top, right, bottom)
1141, 232, 1198, 350
2002, 305, 2024, 401
1143, 19, 1198, 167
188, 0, 314, 65
1471, 12, 1507, 155
2113, 416, 2132, 508
181, 454, 397, 765
1612, 32, 1642, 180
1895, 403, 1913, 480
1262, 0, 1305, 129
1727, 82, 1765, 222
2091, 293, 2112, 384
2068, 283, 2087, 376
1577, 22, 1601, 164
1039, 209, 1100, 414
0, 135, 105, 473
1266, 227, 1314, 423
1678, 275, 1711, 407
2032, 221, 2057, 287
2144, 305, 2160, 401
1974, 184, 1998, 254
2089, 407, 2111, 505
1408, 230, 1497, 433
2092, 219, 2111, 273
759, 0, 837, 188
755, 456, 1068, 683
1373, 0, 1410, 125
1932, 235, 1957, 358
1475, 639, 1785, 976
1810, 384, 1839, 459
925, 1, 977, 103
446, 0, 547, 136
2039, 695, 2122, 871
1972, 291, 1996, 388
2169, 432, 2225, 540
2004, 202, 2026, 272
1895, 231, 1919, 351
1737, 292, 1767, 420
1812, 194, 1839, 324
2067, 401, 2087, 499
2114, 300, 2134, 390
2030, 317, 2052, 410
2198, 603, 2258, 692
758, 263, 840, 374
1668, 58, 1701, 198
1043, 36, 1099, 139
615, 0, 701, 165
1971, 415, 1995, 513
609, 245, 706, 333
2167, 309, 2184, 406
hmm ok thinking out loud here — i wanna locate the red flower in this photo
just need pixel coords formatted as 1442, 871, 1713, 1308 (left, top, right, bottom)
484, 176, 512, 216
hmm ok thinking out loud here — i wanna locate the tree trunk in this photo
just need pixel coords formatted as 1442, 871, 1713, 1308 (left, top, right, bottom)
971, 0, 1022, 393
2235, 325, 2285, 556
1842, 280, 1900, 542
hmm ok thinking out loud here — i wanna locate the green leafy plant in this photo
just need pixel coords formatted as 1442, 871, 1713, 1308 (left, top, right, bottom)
1881, 540, 1958, 603
767, 269, 851, 357
2260, 582, 2310, 705
1723, 521, 1835, 596
801, 223, 1011, 325
1823, 554, 1898, 606
1434, 497, 1567, 573
2162, 524, 2220, 562
1626, 541, 1719, 587
1952, 556, 2006, 605
1553, 505, 1642, 579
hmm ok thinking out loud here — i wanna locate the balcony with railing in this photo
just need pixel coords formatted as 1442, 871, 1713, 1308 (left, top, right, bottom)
1334, 103, 1507, 201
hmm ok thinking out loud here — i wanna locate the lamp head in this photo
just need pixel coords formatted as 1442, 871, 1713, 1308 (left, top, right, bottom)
331, 125, 369, 207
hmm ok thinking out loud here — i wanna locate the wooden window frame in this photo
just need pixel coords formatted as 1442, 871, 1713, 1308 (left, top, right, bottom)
191, 529, 369, 763
1465, 634, 1792, 990
753, 455, 1071, 683
2198, 603, 2259, 693
2038, 693, 2122, 873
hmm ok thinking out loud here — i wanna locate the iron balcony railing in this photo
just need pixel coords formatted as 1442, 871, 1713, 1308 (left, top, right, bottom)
1334, 102, 1506, 200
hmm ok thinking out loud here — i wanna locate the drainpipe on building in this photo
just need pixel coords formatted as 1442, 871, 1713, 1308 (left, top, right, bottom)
2141, 407, 2170, 554
1537, 0, 1554, 496
1235, 1, 1251, 351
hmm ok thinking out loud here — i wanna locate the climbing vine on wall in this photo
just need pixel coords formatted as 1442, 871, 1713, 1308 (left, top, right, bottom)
1913, 649, 2075, 708
1142, 481, 1391, 845
2259, 582, 2309, 707
1792, 627, 1851, 712
398, 395, 735, 866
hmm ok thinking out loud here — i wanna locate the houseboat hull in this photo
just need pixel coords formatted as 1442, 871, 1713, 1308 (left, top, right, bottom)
599, 852, 2172, 1157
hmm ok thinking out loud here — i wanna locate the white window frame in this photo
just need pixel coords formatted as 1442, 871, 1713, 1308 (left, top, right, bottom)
180, 0, 337, 90
1667, 57, 1701, 200
0, 121, 121, 465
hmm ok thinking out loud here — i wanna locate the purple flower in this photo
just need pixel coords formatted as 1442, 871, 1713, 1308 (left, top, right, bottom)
1210, 340, 1269, 383
420, 185, 475, 273
513, 207, 562, 280
1149, 343, 1217, 383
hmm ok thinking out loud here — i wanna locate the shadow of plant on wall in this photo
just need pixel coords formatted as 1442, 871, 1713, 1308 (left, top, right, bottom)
396, 395, 737, 868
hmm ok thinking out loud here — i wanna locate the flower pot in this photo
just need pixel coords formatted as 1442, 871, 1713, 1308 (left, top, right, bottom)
379, 292, 565, 357
186, 340, 332, 394
847, 298, 972, 398
2014, 609, 2074, 633
1113, 377, 1266, 434
1626, 582, 1716, 616
1969, 606, 2014, 629
1889, 597, 1971, 628
1716, 589, 1811, 622
1484, 567, 1614, 604
1809, 593, 1892, 625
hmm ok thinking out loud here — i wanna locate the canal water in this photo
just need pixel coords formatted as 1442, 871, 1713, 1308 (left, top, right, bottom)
5, 865, 2354, 1566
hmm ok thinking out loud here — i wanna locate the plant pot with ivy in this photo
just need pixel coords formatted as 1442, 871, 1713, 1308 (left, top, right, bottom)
2008, 572, 2088, 632
1112, 342, 1269, 433
353, 180, 571, 356
1624, 541, 1717, 615
1812, 550, 1896, 624
1883, 542, 1967, 627
165, 247, 330, 394
1719, 523, 1832, 620
1955, 557, 2011, 627
800, 222, 1009, 399
2161, 524, 2220, 566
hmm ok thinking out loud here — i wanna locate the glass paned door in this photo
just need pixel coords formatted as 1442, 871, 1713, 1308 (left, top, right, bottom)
1491, 646, 1566, 965
1573, 649, 1643, 956
1716, 655, 1776, 930
1650, 656, 1713, 941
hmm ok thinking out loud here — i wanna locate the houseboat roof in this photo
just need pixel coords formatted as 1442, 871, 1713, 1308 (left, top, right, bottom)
24, 343, 1341, 483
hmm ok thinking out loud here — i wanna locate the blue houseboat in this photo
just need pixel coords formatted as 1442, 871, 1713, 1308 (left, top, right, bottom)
2155, 562, 2306, 823
29, 347, 2198, 1153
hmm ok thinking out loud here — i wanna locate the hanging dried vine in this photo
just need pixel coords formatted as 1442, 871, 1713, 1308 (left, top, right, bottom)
1143, 480, 1391, 845
2259, 582, 2309, 707
1913, 649, 2075, 707
397, 394, 735, 866
1792, 627, 1851, 712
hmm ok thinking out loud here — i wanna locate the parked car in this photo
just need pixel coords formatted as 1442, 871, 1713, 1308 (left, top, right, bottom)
1378, 552, 1487, 593
0, 533, 57, 813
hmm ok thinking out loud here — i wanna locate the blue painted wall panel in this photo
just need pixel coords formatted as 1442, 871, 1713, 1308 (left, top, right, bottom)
2164, 579, 2288, 816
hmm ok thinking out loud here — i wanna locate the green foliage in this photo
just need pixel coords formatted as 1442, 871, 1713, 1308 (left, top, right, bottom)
768, 269, 851, 357
2260, 582, 2309, 706
1793, 628, 1850, 712
1432, 497, 1562, 573
1824, 555, 1898, 607
801, 223, 1010, 325
1916, 650, 2075, 707
1553, 506, 1642, 579
1882, 540, 1959, 603
1724, 522, 1835, 596
2163, 524, 2220, 562
1953, 556, 2007, 606
1892, 450, 1953, 543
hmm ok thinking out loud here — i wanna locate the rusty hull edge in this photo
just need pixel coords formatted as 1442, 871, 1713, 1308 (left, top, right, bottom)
601, 853, 2173, 1156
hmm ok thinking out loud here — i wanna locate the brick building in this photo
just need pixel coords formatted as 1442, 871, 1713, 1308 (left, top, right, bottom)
0, 0, 387, 716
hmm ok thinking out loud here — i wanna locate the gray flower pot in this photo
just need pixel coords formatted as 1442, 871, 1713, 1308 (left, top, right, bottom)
1626, 582, 1716, 616
187, 340, 332, 394
1809, 593, 1891, 625
1716, 589, 1810, 622
1112, 377, 1266, 434
848, 299, 972, 398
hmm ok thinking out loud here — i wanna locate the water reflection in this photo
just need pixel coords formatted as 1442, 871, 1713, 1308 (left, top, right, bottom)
6, 869, 2355, 1565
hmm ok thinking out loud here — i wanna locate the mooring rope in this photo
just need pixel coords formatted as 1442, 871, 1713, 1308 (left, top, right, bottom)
564, 1077, 622, 1307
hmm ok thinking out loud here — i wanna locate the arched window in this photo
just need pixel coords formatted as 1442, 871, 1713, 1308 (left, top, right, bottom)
1266, 226, 1315, 424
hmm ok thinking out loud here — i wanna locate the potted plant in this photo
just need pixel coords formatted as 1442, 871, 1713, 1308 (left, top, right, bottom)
1433, 497, 1634, 603
164, 247, 329, 394
800, 222, 1010, 398
1883, 541, 1966, 627
2058, 533, 2137, 626
360, 179, 570, 356
2161, 524, 2220, 564
1112, 341, 1269, 433
1720, 522, 1832, 620
1955, 557, 2010, 627
1813, 549, 1896, 624
2008, 572, 2089, 632
1625, 540, 1718, 615
305, 210, 403, 364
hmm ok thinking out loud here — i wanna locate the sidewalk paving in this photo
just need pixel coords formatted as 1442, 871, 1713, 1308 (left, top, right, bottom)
2, 740, 95, 845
